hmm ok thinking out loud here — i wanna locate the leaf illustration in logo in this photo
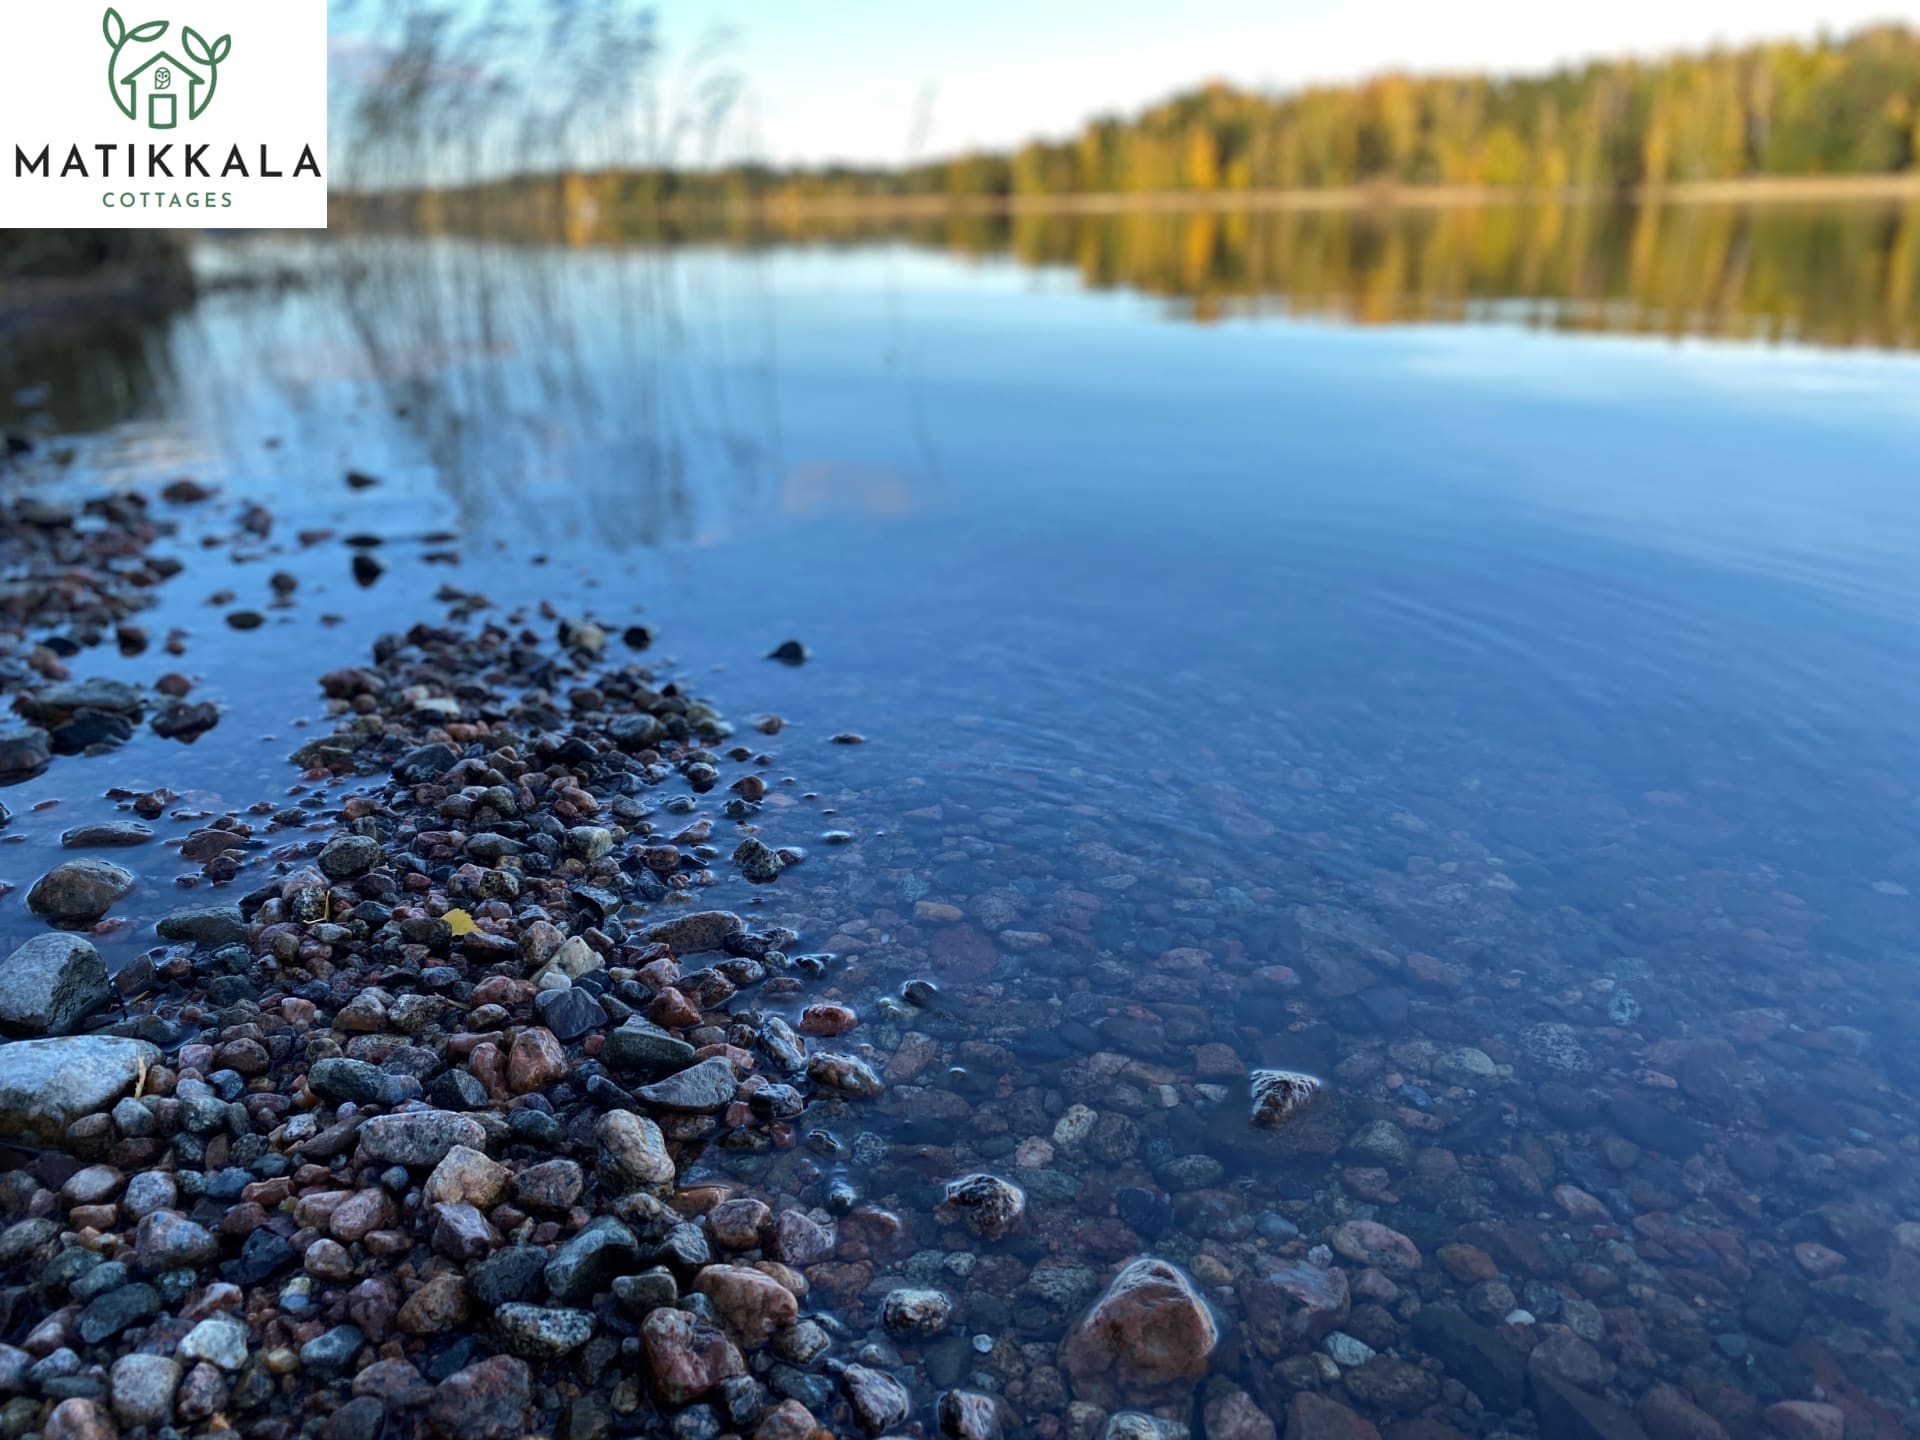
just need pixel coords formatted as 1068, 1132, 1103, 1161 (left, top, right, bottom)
211, 35, 230, 63
103, 7, 126, 48
127, 19, 168, 42
183, 24, 212, 64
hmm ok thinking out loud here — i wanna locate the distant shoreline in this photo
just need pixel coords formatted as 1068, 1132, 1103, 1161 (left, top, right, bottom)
331, 172, 1920, 228
740, 174, 1920, 220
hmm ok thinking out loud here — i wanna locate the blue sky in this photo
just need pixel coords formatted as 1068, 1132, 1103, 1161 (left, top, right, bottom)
654, 0, 1920, 165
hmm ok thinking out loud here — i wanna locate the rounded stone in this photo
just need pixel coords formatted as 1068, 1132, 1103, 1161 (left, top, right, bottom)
110, 1352, 181, 1427
26, 858, 137, 924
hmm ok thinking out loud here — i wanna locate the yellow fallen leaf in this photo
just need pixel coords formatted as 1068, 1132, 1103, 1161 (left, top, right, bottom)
443, 908, 477, 936
134, 1056, 148, 1098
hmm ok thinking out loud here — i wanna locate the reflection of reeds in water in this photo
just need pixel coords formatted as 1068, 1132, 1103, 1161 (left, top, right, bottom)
153, 230, 782, 553
288, 2, 774, 546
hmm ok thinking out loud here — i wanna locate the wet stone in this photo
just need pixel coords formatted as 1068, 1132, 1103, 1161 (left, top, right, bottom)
155, 906, 248, 947
602, 1021, 697, 1075
300, 1324, 366, 1374
425, 1356, 531, 1440
59, 821, 154, 848
1285, 1391, 1380, 1440
0, 726, 51, 782
938, 1174, 1026, 1240
881, 1286, 954, 1337
938, 1390, 1004, 1440
109, 1353, 179, 1429
1531, 1371, 1646, 1440
544, 1217, 641, 1305
1250, 1068, 1324, 1128
596, 1110, 675, 1191
807, 1052, 884, 1097
536, 985, 608, 1041
318, 833, 383, 878
637, 1056, 740, 1111
692, 1264, 799, 1345
492, 1303, 595, 1359
309, 1056, 385, 1105
734, 838, 785, 883
1061, 1257, 1218, 1394
0, 933, 109, 1036
1410, 1307, 1526, 1411
1344, 1355, 1438, 1412
1330, 1220, 1421, 1275
1117, 1186, 1174, 1240
1520, 1023, 1593, 1074
766, 1210, 833, 1265
642, 1307, 746, 1407
640, 911, 745, 955
840, 1364, 911, 1436
79, 1283, 161, 1343
1606, 1096, 1707, 1155
27, 858, 137, 924
358, 1110, 488, 1168
470, 1247, 550, 1309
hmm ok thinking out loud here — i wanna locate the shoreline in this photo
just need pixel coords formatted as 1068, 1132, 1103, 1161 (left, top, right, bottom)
748, 173, 1920, 221
330, 171, 1920, 226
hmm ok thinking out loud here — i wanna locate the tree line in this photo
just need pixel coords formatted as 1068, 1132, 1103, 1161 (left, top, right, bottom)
627, 24, 1920, 204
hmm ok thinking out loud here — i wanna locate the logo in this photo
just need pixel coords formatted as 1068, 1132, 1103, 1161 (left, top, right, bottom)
1, 0, 326, 229
103, 9, 231, 129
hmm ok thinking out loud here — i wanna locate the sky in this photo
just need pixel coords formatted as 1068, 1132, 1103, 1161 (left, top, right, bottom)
649, 0, 1920, 166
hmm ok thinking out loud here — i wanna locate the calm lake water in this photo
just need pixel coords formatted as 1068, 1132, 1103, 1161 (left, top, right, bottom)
4, 203, 1920, 1435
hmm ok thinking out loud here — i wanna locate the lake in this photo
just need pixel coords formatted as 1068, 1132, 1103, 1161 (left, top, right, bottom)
2, 201, 1917, 1438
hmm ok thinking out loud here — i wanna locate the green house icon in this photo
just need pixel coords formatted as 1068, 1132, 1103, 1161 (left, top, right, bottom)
119, 48, 204, 129
102, 11, 231, 127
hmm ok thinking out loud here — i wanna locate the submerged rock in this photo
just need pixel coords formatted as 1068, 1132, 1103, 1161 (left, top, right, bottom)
1061, 1257, 1218, 1394
1246, 1259, 1351, 1354
1249, 1068, 1323, 1128
880, 1287, 953, 1338
807, 1052, 883, 1097
938, 1174, 1027, 1240
1285, 1392, 1380, 1440
1329, 1220, 1422, 1275
840, 1364, 910, 1435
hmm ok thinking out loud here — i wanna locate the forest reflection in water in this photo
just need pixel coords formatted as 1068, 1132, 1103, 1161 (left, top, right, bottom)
355, 193, 1920, 349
